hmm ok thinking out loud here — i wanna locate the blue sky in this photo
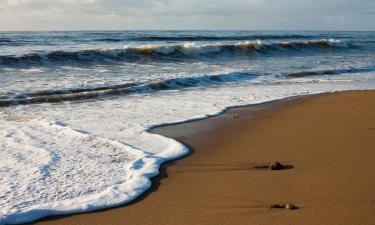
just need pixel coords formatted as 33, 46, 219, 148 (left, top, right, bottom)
0, 0, 374, 31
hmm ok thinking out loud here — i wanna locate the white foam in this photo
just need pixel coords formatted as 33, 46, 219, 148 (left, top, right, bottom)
0, 74, 375, 224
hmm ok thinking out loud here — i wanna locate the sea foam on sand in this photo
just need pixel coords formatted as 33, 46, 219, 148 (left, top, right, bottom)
1, 77, 375, 224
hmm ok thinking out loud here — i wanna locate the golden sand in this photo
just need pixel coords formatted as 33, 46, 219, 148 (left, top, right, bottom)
30, 91, 375, 225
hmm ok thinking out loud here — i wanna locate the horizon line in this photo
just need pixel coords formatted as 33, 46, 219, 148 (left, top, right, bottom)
1, 28, 375, 32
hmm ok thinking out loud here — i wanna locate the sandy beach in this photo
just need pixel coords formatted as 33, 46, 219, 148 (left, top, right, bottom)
29, 90, 375, 225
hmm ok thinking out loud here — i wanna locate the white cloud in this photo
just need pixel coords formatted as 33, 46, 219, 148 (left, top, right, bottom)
0, 0, 374, 30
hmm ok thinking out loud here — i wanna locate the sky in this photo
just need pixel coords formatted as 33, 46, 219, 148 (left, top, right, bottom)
0, 0, 374, 31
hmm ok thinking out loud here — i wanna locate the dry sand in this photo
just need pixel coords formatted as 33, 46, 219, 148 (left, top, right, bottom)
30, 91, 375, 225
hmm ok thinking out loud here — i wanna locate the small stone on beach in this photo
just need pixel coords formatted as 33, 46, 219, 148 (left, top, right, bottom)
269, 161, 283, 170
285, 203, 298, 210
270, 203, 298, 210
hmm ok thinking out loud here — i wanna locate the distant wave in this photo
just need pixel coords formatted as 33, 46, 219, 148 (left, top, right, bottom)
0, 38, 14, 46
93, 38, 125, 42
285, 67, 375, 78
0, 39, 349, 67
0, 38, 12, 43
124, 34, 314, 42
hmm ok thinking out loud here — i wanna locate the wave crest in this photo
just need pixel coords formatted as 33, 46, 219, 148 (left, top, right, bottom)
0, 39, 348, 67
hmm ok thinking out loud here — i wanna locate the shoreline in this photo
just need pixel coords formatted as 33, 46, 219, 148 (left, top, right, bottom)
29, 90, 375, 225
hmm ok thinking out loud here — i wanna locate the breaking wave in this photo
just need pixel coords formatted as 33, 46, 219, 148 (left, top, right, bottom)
2, 64, 373, 107
0, 72, 258, 107
0, 39, 348, 67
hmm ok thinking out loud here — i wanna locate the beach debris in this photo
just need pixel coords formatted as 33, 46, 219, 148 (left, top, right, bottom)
270, 203, 298, 210
269, 161, 283, 170
232, 115, 240, 119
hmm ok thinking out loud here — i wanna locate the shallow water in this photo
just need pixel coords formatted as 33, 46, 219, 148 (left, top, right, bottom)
0, 30, 375, 224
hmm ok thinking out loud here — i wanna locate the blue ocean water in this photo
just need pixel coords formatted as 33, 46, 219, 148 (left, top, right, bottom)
0, 30, 375, 105
0, 31, 375, 224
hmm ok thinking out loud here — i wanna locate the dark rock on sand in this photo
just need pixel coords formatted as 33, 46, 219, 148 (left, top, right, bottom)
270, 203, 298, 210
269, 161, 283, 170
285, 203, 298, 210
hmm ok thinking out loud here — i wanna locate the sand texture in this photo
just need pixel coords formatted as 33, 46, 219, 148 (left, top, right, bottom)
30, 91, 375, 225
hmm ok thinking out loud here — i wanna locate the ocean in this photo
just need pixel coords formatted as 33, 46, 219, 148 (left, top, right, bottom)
1, 30, 375, 224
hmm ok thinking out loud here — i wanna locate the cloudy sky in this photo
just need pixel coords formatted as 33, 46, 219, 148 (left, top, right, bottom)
0, 0, 374, 31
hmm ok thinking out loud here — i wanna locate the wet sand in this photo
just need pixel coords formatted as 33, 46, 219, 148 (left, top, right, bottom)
31, 90, 375, 225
